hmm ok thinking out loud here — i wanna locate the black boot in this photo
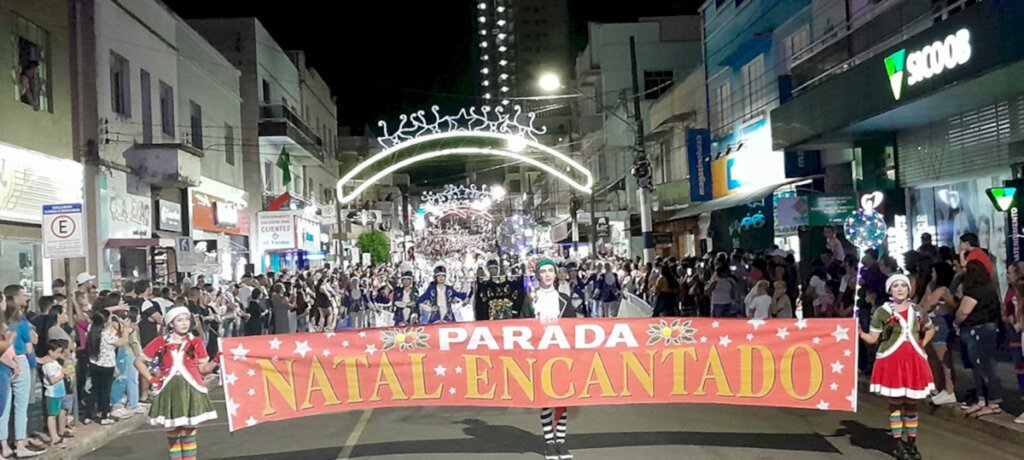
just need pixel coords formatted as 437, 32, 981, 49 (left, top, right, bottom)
905, 438, 922, 460
543, 442, 559, 460
556, 441, 573, 459
892, 439, 910, 460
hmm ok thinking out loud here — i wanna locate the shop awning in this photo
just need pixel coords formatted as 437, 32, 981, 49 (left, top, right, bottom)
663, 177, 812, 222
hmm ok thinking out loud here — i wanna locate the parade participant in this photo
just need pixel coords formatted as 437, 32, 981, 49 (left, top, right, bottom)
393, 271, 419, 325
345, 277, 365, 329
475, 259, 525, 321
371, 280, 393, 328
135, 306, 217, 460
859, 273, 935, 460
526, 259, 575, 460
417, 265, 467, 324
560, 261, 587, 317
596, 263, 622, 318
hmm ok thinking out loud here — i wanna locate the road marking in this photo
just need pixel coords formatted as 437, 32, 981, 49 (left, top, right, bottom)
337, 409, 373, 459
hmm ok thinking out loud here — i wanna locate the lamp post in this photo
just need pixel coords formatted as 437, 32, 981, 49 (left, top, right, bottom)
538, 64, 655, 263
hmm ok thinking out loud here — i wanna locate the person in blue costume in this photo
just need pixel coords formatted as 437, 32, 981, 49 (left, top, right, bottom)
392, 271, 419, 325
417, 265, 467, 324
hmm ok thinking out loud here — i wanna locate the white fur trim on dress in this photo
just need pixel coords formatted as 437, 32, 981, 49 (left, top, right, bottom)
149, 410, 218, 428
869, 383, 936, 400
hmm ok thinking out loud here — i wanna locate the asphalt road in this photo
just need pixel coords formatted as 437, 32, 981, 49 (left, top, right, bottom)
84, 385, 1023, 459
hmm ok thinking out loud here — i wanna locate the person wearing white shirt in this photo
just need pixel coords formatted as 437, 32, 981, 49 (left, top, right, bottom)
746, 280, 772, 320
825, 225, 846, 265
529, 259, 575, 460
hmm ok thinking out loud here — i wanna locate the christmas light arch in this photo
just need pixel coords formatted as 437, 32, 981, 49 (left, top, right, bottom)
336, 106, 594, 204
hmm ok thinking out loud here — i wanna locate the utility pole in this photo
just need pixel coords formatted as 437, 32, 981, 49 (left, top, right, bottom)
629, 36, 655, 264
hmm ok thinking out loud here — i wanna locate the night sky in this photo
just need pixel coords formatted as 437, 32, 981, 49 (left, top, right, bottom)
163, 0, 697, 132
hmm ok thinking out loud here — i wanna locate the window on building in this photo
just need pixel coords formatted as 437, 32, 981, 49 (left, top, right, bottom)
309, 177, 315, 199
781, 25, 811, 70
644, 70, 673, 100
262, 79, 271, 104
12, 15, 51, 112
159, 82, 174, 137
712, 80, 732, 136
140, 69, 152, 143
224, 124, 235, 166
189, 101, 203, 150
742, 54, 765, 119
110, 52, 131, 117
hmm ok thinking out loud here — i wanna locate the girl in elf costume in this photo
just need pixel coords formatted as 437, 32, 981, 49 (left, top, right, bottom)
859, 273, 935, 460
134, 306, 218, 460
528, 258, 576, 460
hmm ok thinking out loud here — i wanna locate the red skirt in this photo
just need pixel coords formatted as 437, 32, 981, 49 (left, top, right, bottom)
870, 341, 935, 399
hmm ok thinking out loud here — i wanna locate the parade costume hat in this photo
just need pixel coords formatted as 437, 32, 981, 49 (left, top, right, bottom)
164, 306, 192, 327
434, 265, 447, 276
401, 270, 414, 280
486, 258, 499, 269
564, 260, 579, 271
885, 273, 911, 293
535, 258, 558, 276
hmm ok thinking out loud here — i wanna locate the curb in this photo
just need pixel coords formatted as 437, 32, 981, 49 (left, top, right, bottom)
856, 376, 1024, 446
40, 415, 147, 460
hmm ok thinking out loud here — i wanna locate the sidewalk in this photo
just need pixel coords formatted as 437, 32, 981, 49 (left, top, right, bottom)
38, 413, 147, 460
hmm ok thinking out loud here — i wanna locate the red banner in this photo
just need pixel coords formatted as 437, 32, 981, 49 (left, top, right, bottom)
219, 318, 858, 431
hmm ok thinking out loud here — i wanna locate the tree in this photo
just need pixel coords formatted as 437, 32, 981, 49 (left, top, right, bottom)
357, 231, 391, 264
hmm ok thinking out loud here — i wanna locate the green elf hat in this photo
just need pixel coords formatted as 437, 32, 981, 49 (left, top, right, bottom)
535, 258, 558, 276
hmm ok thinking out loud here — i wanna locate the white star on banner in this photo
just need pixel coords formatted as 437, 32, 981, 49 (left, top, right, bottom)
449, 387, 456, 396
223, 372, 238, 386
816, 400, 830, 411
271, 355, 279, 362
248, 388, 256, 397
831, 361, 844, 374
830, 382, 839, 391
846, 389, 857, 408
746, 333, 754, 341
844, 349, 852, 357
434, 365, 448, 377
358, 331, 367, 339
718, 335, 732, 348
794, 318, 808, 330
325, 332, 336, 339
455, 366, 463, 374
832, 325, 850, 343
342, 340, 350, 347
365, 344, 377, 356
322, 349, 331, 357
747, 319, 766, 331
294, 340, 313, 358
776, 327, 790, 340
245, 416, 258, 427
247, 369, 256, 377
712, 321, 720, 328
268, 338, 282, 350
812, 337, 821, 345
227, 399, 240, 417
700, 336, 708, 343
231, 344, 250, 361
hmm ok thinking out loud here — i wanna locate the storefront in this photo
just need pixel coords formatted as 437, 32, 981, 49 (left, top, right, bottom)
256, 210, 319, 273
190, 179, 250, 282
0, 141, 83, 301
98, 169, 157, 289
772, 2, 1024, 279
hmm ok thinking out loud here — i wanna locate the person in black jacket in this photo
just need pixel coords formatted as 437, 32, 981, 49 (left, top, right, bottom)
528, 259, 575, 460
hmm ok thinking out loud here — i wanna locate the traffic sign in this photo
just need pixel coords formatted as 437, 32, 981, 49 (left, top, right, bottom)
42, 203, 85, 259
177, 237, 193, 253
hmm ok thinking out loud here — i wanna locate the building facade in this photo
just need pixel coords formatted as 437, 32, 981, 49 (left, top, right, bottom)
0, 0, 80, 300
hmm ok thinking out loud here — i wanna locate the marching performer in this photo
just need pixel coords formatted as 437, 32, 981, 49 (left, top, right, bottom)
417, 265, 467, 323
393, 270, 419, 325
527, 259, 576, 460
560, 261, 587, 317
134, 306, 217, 460
859, 273, 935, 460
371, 280, 393, 328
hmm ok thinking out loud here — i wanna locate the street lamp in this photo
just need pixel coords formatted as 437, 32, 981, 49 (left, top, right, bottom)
537, 65, 655, 263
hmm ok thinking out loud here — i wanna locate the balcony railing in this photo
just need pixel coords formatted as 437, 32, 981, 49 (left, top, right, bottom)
259, 104, 324, 161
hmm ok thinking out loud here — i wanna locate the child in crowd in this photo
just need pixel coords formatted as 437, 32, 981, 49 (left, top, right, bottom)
42, 339, 70, 446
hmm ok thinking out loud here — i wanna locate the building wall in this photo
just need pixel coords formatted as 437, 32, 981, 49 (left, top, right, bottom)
648, 66, 708, 184
0, 0, 73, 159
94, 0, 180, 166
254, 22, 300, 111
175, 18, 244, 190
